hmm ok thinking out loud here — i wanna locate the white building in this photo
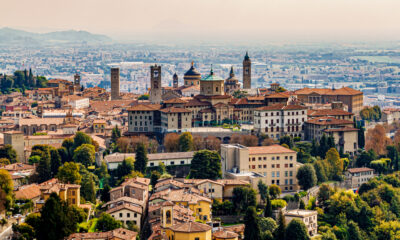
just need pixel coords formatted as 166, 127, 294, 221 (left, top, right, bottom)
254, 104, 308, 140
345, 167, 374, 189
284, 210, 318, 236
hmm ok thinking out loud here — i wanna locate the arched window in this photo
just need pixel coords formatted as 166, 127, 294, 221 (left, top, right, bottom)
166, 210, 171, 224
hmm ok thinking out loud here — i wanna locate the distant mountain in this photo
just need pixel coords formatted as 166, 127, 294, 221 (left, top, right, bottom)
0, 27, 112, 45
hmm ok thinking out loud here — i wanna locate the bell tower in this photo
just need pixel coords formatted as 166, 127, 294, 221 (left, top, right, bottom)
150, 64, 162, 104
111, 67, 120, 100
243, 51, 252, 89
173, 73, 178, 88
74, 73, 80, 86
161, 202, 174, 228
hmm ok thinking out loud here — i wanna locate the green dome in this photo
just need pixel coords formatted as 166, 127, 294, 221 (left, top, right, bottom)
201, 68, 224, 81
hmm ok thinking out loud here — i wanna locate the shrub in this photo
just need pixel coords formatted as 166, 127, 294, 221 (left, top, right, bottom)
271, 199, 287, 209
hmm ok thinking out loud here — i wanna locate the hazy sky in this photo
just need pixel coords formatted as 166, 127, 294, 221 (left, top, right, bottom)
1, 0, 400, 42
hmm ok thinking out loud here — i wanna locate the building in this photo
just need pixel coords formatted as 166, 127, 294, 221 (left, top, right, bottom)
93, 119, 107, 134
200, 68, 225, 96
106, 204, 143, 229
254, 104, 308, 140
160, 107, 192, 133
243, 52, 251, 89
225, 66, 240, 94
184, 62, 201, 87
4, 131, 24, 162
36, 178, 80, 209
111, 67, 120, 100
305, 116, 358, 155
127, 104, 161, 133
284, 210, 318, 236
165, 221, 212, 240
307, 108, 354, 120
221, 144, 298, 191
345, 167, 374, 189
295, 87, 364, 114
150, 64, 162, 104
61, 95, 90, 109
109, 177, 150, 203
173, 73, 179, 88
67, 228, 138, 240
104, 151, 194, 170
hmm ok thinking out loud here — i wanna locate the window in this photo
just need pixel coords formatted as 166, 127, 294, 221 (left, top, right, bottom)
277, 164, 280, 168
180, 161, 185, 164
277, 172, 280, 177
150, 162, 154, 166
289, 164, 293, 167
272, 172, 275, 177
119, 213, 123, 217
127, 213, 130, 218
290, 171, 293, 176
272, 164, 275, 168
285, 156, 288, 160
289, 156, 293, 160
285, 171, 288, 177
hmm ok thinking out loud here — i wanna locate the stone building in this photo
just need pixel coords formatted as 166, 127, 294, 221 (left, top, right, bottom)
200, 68, 225, 96
183, 62, 201, 87
254, 103, 308, 140
295, 87, 363, 114
111, 67, 120, 100
173, 72, 179, 88
225, 66, 240, 94
160, 107, 192, 133
150, 64, 162, 104
243, 52, 251, 89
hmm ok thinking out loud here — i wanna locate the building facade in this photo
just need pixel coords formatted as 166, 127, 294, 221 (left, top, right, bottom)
111, 67, 120, 100
150, 64, 162, 104
242, 52, 251, 89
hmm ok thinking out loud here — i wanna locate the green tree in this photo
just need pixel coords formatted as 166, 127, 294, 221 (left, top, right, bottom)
358, 124, 365, 149
259, 217, 277, 233
0, 144, 17, 163
313, 161, 328, 183
0, 158, 10, 166
95, 213, 122, 232
285, 219, 310, 240
258, 180, 268, 203
150, 170, 161, 187
81, 174, 96, 203
101, 184, 111, 202
73, 131, 92, 149
232, 186, 257, 213
111, 125, 121, 144
268, 184, 281, 199
116, 157, 135, 179
296, 164, 317, 190
387, 145, 399, 171
0, 169, 13, 211
321, 230, 337, 240
37, 193, 78, 240
348, 221, 363, 240
311, 139, 319, 157
280, 135, 294, 149
50, 149, 62, 177
189, 150, 222, 179
274, 210, 286, 240
264, 194, 272, 218
244, 206, 261, 240
179, 132, 193, 152
318, 184, 333, 207
57, 162, 82, 184
319, 134, 329, 157
61, 138, 74, 161
35, 152, 51, 183
326, 148, 343, 179
134, 143, 148, 173
299, 199, 306, 209
73, 144, 95, 167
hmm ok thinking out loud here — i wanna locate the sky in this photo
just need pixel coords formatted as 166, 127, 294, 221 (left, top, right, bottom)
1, 0, 400, 43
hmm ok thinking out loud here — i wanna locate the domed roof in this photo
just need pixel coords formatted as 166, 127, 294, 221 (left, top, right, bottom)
202, 67, 224, 81
184, 61, 201, 77
226, 66, 238, 81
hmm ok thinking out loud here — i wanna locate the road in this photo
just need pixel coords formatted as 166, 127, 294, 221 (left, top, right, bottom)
0, 225, 12, 240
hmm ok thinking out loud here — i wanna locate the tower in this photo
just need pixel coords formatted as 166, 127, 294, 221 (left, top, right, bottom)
111, 67, 120, 100
243, 51, 251, 89
183, 61, 201, 87
150, 64, 162, 104
74, 73, 80, 86
173, 73, 178, 88
161, 201, 174, 228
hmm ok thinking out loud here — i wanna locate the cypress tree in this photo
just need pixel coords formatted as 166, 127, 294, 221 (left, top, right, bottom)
264, 194, 272, 218
274, 210, 286, 240
134, 143, 148, 173
244, 206, 261, 240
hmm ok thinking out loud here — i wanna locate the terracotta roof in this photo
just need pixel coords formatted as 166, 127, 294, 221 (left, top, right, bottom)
256, 103, 307, 111
168, 221, 212, 233
216, 179, 249, 186
15, 184, 41, 200
106, 203, 143, 215
184, 99, 211, 107
104, 152, 194, 163
163, 98, 188, 104
308, 109, 354, 117
306, 116, 354, 126
295, 87, 363, 96
127, 104, 161, 111
213, 230, 239, 239
102, 196, 145, 209
19, 118, 64, 126
67, 228, 137, 240
323, 127, 358, 132
347, 167, 374, 173
248, 144, 296, 155
160, 107, 191, 113
1, 163, 35, 171
265, 92, 290, 98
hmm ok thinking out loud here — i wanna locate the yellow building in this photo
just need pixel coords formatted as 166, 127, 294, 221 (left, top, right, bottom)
200, 68, 225, 96
93, 119, 107, 134
36, 178, 80, 209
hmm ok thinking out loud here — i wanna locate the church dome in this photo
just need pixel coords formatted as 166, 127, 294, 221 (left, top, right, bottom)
184, 62, 201, 77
